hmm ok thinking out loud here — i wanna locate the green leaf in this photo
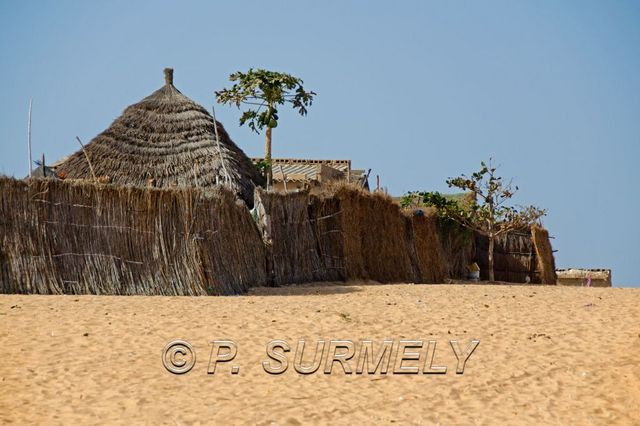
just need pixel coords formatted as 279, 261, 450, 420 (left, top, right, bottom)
215, 68, 315, 135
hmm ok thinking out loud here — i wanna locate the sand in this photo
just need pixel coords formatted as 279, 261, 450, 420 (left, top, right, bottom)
1, 283, 639, 425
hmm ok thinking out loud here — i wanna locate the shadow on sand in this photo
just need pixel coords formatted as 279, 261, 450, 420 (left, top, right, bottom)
248, 281, 367, 296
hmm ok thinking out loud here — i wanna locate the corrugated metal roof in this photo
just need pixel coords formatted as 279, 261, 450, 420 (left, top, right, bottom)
253, 158, 351, 182
273, 163, 320, 181
251, 158, 368, 188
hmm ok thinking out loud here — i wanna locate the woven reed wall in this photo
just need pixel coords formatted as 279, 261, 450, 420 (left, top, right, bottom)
531, 225, 557, 284
0, 178, 266, 295
438, 222, 476, 280
256, 186, 421, 285
0, 178, 557, 294
475, 232, 535, 283
405, 209, 448, 283
475, 228, 557, 284
254, 188, 324, 285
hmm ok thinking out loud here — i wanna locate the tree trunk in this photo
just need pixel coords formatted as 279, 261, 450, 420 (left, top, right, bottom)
265, 127, 272, 189
488, 235, 495, 282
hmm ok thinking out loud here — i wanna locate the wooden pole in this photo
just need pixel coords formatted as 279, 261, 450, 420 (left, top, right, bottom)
376, 175, 380, 192
211, 105, 231, 184
193, 160, 200, 188
76, 136, 97, 181
279, 164, 287, 192
363, 168, 372, 189
28, 99, 33, 177
265, 127, 272, 189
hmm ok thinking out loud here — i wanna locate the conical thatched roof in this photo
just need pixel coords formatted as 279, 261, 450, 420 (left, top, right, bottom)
56, 68, 263, 205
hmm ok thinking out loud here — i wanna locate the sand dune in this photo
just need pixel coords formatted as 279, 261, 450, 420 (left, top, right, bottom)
1, 283, 639, 425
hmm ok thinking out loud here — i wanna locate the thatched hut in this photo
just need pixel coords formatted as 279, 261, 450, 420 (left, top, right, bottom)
55, 68, 262, 205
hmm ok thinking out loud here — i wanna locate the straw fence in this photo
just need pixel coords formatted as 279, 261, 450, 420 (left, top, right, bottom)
258, 186, 453, 285
0, 177, 266, 295
476, 232, 536, 283
254, 188, 324, 285
0, 178, 557, 294
531, 225, 557, 284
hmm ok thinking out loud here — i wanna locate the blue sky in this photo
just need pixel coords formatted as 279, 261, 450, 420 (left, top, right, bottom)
1, 1, 638, 286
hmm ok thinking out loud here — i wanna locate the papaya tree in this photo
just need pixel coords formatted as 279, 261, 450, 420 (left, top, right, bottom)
215, 69, 316, 188
444, 159, 546, 282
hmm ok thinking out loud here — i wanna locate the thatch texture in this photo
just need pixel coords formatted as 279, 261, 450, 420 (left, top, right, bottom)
437, 222, 476, 279
531, 225, 557, 284
332, 186, 415, 282
308, 193, 346, 281
254, 188, 324, 285
0, 177, 266, 295
405, 209, 448, 283
259, 185, 432, 285
55, 68, 262, 206
474, 227, 556, 284
475, 232, 534, 282
261, 186, 450, 285
1, 176, 558, 294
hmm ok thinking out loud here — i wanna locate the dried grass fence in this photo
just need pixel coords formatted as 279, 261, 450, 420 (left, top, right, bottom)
333, 186, 415, 282
475, 232, 536, 283
405, 208, 448, 283
254, 188, 324, 285
438, 222, 476, 279
309, 193, 346, 281
0, 178, 557, 294
531, 225, 557, 284
475, 226, 556, 285
260, 186, 446, 284
435, 224, 557, 284
0, 177, 266, 295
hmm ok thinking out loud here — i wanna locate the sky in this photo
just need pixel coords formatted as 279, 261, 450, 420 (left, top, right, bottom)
0, 1, 638, 286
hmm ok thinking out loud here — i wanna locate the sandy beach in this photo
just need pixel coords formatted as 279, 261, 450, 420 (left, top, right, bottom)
1, 283, 639, 425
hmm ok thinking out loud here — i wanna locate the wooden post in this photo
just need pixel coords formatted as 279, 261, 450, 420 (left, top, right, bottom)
76, 136, 97, 181
376, 175, 380, 192
265, 127, 273, 189
488, 236, 495, 282
211, 105, 231, 184
28, 99, 33, 177
279, 164, 287, 192
193, 160, 200, 188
